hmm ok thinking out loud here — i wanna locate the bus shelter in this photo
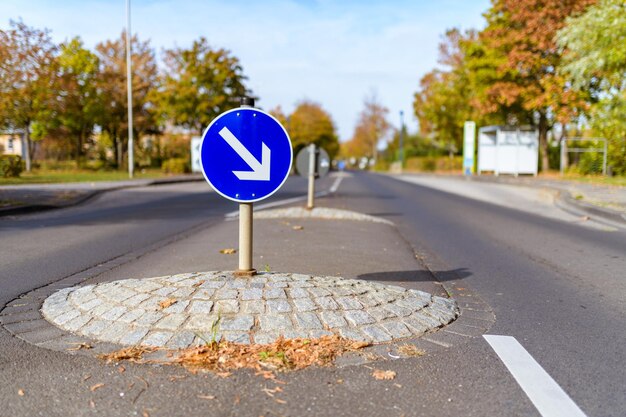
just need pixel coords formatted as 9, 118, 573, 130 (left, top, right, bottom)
478, 126, 539, 176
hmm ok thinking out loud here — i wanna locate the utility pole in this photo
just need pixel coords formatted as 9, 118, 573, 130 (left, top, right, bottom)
126, 0, 134, 178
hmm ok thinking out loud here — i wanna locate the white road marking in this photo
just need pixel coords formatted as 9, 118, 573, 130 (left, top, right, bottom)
329, 175, 343, 194
484, 335, 587, 417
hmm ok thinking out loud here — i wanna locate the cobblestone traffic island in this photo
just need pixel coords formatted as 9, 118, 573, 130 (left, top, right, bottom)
41, 271, 459, 348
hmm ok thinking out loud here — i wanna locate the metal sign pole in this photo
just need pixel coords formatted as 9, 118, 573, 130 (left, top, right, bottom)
236, 97, 256, 276
237, 202, 254, 275
199, 96, 292, 277
307, 143, 316, 210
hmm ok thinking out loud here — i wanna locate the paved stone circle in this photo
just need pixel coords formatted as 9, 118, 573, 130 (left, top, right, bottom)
253, 207, 394, 225
41, 271, 458, 349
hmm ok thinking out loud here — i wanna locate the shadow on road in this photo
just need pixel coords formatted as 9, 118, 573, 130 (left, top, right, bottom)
364, 212, 403, 217
357, 268, 472, 283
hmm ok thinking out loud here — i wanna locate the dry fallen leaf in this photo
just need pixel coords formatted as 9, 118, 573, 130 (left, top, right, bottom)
275, 399, 287, 404
219, 248, 237, 254
89, 400, 96, 409
158, 298, 177, 310
397, 344, 426, 357
262, 386, 283, 397
372, 370, 396, 380
90, 383, 105, 392
118, 366, 126, 373
197, 394, 216, 400
18, 389, 25, 396
135, 376, 149, 389
365, 352, 383, 362
292, 225, 304, 231
67, 342, 93, 351
350, 341, 372, 349
255, 370, 276, 380
98, 346, 155, 363
193, 281, 206, 287
100, 335, 369, 375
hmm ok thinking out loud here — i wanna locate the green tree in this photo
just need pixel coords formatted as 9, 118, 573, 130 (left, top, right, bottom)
0, 20, 58, 171
157, 37, 250, 134
414, 29, 481, 152
475, 0, 594, 171
345, 94, 391, 162
285, 100, 340, 161
269, 105, 288, 127
557, 0, 626, 174
0, 31, 9, 130
56, 37, 100, 165
95, 31, 159, 169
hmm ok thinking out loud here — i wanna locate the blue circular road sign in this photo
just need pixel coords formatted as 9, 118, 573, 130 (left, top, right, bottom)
200, 107, 293, 203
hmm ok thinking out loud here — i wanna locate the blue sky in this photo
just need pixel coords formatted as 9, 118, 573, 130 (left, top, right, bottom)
0, 0, 490, 141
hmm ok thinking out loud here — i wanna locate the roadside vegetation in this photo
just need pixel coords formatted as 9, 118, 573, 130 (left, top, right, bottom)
0, 24, 341, 183
1, 0, 624, 183
0, 167, 165, 185
341, 0, 626, 180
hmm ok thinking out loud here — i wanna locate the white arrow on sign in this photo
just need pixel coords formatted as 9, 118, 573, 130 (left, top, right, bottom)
218, 126, 271, 181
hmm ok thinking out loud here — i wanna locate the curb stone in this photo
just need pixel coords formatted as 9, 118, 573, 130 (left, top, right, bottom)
0, 174, 204, 217
390, 173, 625, 229
0, 256, 493, 369
555, 190, 626, 229
467, 174, 626, 228
0, 273, 458, 360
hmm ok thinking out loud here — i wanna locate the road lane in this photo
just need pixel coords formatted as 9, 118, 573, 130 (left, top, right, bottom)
0, 175, 320, 307
326, 172, 626, 416
1, 170, 624, 416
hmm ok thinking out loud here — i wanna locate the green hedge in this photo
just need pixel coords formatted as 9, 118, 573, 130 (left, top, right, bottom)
161, 158, 190, 174
0, 155, 25, 178
405, 156, 462, 172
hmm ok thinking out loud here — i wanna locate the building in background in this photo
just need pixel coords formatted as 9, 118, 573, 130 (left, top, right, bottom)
0, 130, 25, 158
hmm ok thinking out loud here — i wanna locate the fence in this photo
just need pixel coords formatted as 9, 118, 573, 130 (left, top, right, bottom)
560, 137, 608, 176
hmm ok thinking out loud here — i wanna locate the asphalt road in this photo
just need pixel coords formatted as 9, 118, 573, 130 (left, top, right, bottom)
0, 177, 313, 308
1, 171, 624, 416
328, 172, 626, 416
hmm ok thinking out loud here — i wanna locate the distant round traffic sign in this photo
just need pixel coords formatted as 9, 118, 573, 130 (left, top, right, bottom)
295, 146, 330, 178
200, 107, 292, 203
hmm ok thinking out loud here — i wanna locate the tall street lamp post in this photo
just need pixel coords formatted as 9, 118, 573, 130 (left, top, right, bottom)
126, 0, 134, 178
399, 110, 405, 168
